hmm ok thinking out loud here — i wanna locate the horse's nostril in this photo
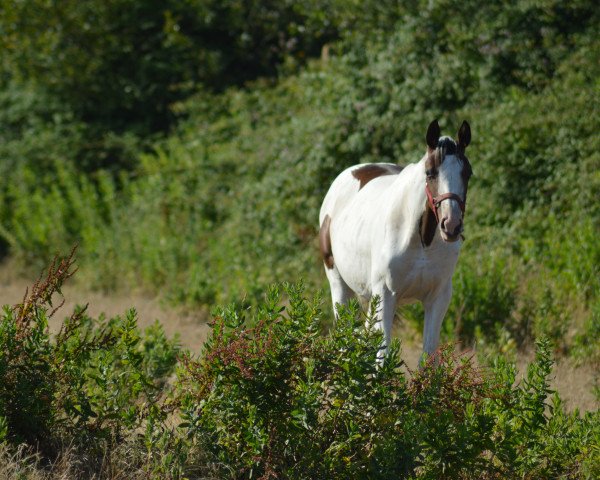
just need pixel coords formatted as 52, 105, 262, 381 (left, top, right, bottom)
456, 219, 463, 233
441, 218, 447, 231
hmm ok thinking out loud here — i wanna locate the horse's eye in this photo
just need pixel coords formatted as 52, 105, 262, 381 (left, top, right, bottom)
425, 169, 437, 179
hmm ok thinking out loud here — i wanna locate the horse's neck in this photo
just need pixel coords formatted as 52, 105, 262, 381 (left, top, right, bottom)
389, 157, 429, 247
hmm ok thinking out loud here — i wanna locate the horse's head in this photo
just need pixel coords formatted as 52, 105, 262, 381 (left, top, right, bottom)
424, 120, 472, 243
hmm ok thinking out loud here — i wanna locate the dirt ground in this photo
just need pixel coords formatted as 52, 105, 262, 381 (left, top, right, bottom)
1, 271, 597, 413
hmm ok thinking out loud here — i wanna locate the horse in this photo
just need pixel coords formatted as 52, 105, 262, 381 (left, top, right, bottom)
319, 120, 472, 361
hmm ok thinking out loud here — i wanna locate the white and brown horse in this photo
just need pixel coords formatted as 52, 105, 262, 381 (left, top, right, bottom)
319, 120, 472, 360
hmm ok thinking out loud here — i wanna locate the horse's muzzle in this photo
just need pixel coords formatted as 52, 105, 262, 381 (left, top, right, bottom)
440, 217, 463, 242
441, 231, 462, 242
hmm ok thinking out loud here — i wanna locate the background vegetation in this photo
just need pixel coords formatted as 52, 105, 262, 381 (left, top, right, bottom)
0, 0, 598, 477
1, 0, 597, 357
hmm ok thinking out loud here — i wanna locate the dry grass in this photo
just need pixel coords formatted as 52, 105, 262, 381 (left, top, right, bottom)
0, 265, 211, 353
0, 444, 47, 480
0, 444, 95, 480
0, 442, 181, 480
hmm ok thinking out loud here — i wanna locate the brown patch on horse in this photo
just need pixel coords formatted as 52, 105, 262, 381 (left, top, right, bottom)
319, 214, 334, 269
352, 164, 404, 190
419, 206, 438, 247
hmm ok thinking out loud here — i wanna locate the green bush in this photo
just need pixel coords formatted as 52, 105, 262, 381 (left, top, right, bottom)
444, 252, 518, 347
178, 283, 599, 479
0, 250, 179, 463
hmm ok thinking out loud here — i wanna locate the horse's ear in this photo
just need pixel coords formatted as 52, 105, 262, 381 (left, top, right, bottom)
457, 120, 471, 149
426, 119, 440, 150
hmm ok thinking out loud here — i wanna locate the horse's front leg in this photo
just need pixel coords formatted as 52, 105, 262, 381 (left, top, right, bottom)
370, 284, 396, 363
422, 282, 453, 357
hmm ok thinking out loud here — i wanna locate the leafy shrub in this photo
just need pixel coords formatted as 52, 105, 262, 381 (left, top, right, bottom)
573, 301, 600, 365
450, 253, 518, 345
0, 249, 179, 464
178, 284, 599, 479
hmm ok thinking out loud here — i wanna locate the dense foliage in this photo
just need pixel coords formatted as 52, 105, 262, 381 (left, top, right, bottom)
1, 0, 340, 134
3, 0, 597, 361
0, 252, 180, 474
179, 283, 599, 479
1, 264, 598, 478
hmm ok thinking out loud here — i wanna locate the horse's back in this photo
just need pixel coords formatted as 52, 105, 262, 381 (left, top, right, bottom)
319, 163, 403, 224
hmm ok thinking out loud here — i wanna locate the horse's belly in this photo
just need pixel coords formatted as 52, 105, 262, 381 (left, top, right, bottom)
335, 254, 371, 297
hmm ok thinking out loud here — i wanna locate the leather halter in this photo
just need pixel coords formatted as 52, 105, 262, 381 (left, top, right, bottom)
425, 181, 466, 224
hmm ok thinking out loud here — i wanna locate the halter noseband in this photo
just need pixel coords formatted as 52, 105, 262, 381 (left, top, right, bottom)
425, 182, 466, 224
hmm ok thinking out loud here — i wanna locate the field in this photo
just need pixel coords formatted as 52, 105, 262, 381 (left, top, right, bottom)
0, 0, 599, 478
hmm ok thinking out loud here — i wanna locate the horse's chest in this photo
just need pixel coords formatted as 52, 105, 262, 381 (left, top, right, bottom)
387, 249, 458, 300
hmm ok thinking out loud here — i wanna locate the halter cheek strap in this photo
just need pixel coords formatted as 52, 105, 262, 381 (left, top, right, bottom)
425, 182, 466, 223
